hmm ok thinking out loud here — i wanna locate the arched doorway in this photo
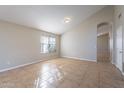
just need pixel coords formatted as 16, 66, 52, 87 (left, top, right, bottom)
97, 22, 112, 63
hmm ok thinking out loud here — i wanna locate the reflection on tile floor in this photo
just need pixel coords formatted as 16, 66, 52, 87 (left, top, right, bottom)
0, 58, 124, 88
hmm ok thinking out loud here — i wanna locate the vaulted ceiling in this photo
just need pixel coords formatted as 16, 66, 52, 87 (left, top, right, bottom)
0, 5, 105, 34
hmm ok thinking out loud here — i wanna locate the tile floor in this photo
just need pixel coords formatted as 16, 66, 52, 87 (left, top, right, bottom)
0, 58, 124, 88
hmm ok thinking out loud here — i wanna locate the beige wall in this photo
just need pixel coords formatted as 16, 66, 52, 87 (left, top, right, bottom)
0, 20, 60, 71
61, 6, 114, 61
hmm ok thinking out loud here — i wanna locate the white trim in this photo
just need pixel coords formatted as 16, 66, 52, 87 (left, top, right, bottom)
112, 62, 124, 76
111, 60, 114, 65
122, 72, 124, 76
0, 59, 43, 73
114, 63, 120, 70
62, 56, 96, 62
97, 32, 109, 37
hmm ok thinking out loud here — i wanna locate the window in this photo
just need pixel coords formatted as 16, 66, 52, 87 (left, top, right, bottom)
40, 35, 56, 53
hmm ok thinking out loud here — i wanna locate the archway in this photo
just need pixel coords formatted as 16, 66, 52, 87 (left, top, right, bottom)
97, 22, 112, 63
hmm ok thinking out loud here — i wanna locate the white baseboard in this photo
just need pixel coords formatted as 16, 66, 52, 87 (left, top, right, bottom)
0, 59, 44, 73
62, 56, 96, 62
112, 62, 124, 76
122, 72, 124, 76
0, 56, 60, 73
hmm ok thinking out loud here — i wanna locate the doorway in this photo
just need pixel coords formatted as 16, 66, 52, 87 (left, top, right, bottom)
97, 33, 110, 62
97, 22, 111, 63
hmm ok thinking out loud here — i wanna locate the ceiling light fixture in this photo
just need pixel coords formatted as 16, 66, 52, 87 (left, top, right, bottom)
64, 17, 71, 23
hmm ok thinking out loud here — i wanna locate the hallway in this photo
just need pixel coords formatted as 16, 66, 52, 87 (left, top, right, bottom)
0, 58, 124, 88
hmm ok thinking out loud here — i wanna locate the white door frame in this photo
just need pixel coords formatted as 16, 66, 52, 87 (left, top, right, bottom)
116, 25, 123, 72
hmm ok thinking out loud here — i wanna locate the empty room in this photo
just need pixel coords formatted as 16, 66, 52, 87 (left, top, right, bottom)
0, 5, 124, 88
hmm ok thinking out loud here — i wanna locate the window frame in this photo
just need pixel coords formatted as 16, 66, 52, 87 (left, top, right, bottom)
40, 35, 56, 54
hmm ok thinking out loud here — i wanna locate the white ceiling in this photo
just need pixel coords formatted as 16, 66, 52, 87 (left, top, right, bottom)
0, 5, 105, 34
